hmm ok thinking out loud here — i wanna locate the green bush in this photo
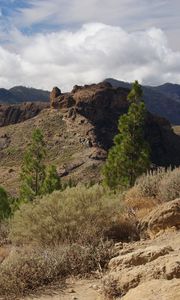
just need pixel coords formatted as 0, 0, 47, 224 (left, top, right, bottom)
0, 242, 113, 298
9, 185, 125, 246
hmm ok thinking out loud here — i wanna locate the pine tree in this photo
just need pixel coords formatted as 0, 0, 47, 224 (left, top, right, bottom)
103, 81, 150, 189
20, 129, 46, 201
128, 80, 143, 103
42, 165, 61, 195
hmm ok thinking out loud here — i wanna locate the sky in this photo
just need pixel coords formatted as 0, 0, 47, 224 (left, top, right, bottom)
0, 0, 180, 91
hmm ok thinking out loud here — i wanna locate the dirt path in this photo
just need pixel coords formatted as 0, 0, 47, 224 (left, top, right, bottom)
25, 279, 102, 300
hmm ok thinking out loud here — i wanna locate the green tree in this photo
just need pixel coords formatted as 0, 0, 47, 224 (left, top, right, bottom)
42, 165, 61, 195
20, 129, 46, 201
128, 80, 143, 103
0, 186, 11, 219
103, 82, 150, 189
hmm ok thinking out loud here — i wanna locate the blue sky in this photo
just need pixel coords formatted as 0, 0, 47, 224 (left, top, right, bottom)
0, 0, 180, 89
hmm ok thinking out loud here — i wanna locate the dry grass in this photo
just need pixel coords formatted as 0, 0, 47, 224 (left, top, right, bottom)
124, 186, 159, 219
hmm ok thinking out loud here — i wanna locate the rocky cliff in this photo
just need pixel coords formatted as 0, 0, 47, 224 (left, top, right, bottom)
0, 102, 48, 127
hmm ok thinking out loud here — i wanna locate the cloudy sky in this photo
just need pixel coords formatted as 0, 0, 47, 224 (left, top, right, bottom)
0, 0, 180, 91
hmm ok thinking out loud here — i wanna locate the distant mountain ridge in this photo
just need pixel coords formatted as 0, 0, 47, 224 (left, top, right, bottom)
0, 86, 50, 104
105, 79, 180, 125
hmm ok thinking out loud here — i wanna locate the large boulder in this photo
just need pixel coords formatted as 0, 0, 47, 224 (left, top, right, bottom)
140, 198, 180, 238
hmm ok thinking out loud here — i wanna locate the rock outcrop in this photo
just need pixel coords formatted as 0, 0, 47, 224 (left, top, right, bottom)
0, 102, 48, 127
101, 199, 180, 300
102, 231, 180, 299
49, 82, 180, 167
140, 198, 180, 238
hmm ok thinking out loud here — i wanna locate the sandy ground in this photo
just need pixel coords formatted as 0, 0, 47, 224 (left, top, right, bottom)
25, 279, 101, 300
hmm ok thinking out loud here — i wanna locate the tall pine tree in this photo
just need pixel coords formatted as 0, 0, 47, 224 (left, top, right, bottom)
20, 129, 46, 201
103, 81, 150, 189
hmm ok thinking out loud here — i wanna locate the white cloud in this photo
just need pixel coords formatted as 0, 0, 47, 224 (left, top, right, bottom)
1, 23, 180, 90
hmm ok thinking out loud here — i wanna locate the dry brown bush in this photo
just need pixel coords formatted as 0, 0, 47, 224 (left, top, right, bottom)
157, 168, 180, 201
0, 241, 114, 299
125, 186, 158, 219
135, 168, 169, 198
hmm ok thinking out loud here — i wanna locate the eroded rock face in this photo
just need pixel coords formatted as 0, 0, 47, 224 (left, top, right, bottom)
140, 198, 180, 238
0, 102, 48, 127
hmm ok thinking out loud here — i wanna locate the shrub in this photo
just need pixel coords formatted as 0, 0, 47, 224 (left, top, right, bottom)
0, 241, 113, 298
135, 168, 168, 198
9, 185, 127, 246
158, 167, 180, 201
135, 167, 180, 202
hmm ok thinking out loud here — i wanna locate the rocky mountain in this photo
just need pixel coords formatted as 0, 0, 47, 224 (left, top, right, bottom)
0, 82, 180, 195
0, 86, 50, 104
105, 78, 180, 125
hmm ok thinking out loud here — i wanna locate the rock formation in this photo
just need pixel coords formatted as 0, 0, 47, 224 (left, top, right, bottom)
50, 87, 61, 108
140, 198, 180, 238
49, 82, 180, 167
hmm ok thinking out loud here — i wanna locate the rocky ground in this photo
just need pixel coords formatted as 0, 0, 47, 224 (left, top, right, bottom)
21, 199, 180, 300
22, 230, 179, 300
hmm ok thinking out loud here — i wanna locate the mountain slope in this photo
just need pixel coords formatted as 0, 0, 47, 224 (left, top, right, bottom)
0, 82, 180, 196
105, 78, 180, 125
0, 86, 50, 104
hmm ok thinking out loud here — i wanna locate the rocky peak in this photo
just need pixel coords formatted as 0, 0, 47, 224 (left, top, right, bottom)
50, 87, 61, 108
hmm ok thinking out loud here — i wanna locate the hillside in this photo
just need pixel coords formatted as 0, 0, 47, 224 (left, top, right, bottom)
105, 79, 180, 125
0, 86, 50, 104
0, 82, 180, 196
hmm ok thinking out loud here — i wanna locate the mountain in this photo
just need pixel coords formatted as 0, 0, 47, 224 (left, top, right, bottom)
1, 82, 180, 195
105, 79, 180, 125
154, 83, 180, 103
0, 86, 50, 104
